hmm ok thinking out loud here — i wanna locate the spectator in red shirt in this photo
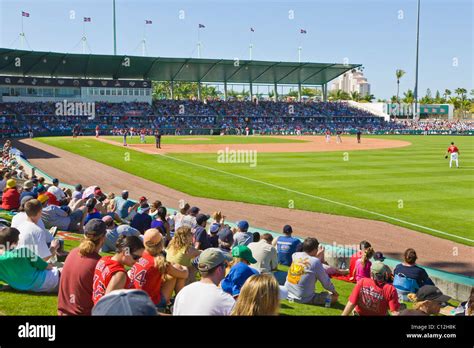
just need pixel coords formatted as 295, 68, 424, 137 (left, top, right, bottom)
130, 228, 188, 309
57, 219, 107, 316
342, 261, 400, 316
1, 179, 20, 211
92, 235, 144, 305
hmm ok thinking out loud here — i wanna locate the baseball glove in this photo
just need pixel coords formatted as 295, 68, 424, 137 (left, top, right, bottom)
445, 155, 448, 159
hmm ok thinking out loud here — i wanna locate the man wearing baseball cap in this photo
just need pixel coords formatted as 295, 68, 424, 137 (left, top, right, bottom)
273, 225, 301, 266
232, 220, 253, 247
399, 285, 451, 316
20, 180, 37, 201
342, 261, 400, 316
221, 245, 259, 297
173, 248, 234, 315
194, 213, 211, 251
58, 219, 107, 315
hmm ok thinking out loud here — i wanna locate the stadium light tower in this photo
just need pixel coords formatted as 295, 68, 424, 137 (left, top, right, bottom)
413, 0, 421, 120
113, 0, 117, 55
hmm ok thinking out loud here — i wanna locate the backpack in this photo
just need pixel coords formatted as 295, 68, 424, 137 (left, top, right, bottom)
393, 273, 419, 301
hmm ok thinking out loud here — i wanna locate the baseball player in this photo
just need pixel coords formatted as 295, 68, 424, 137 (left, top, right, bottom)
336, 130, 342, 143
95, 125, 100, 138
140, 129, 146, 144
325, 129, 331, 143
356, 130, 362, 144
154, 129, 161, 149
122, 128, 128, 146
445, 142, 460, 168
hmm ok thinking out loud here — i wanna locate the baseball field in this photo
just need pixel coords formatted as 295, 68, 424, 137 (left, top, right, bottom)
33, 134, 473, 246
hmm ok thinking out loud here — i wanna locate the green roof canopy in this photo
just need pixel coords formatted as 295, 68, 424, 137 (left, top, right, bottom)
0, 48, 361, 85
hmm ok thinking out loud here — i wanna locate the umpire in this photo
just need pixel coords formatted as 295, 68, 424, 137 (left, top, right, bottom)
154, 130, 162, 149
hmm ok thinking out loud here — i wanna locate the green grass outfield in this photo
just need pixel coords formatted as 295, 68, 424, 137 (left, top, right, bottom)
36, 135, 474, 245
108, 135, 307, 145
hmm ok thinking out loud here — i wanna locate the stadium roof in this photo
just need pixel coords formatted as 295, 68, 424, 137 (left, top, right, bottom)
0, 48, 361, 85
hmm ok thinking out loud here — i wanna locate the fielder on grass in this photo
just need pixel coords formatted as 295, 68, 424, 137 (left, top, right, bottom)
445, 142, 460, 168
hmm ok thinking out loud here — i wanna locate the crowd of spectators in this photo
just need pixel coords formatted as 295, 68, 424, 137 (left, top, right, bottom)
0, 139, 472, 317
2, 100, 473, 136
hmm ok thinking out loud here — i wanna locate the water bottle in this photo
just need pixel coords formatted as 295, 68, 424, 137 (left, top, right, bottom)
325, 294, 332, 308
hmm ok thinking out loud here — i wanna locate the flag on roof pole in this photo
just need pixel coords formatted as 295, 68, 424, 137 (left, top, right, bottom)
84, 17, 91, 22
145, 20, 152, 24
198, 24, 205, 28
22, 11, 30, 17
250, 27, 255, 32
300, 29, 307, 34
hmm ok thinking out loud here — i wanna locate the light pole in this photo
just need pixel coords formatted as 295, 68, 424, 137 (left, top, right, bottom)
413, 0, 421, 120
113, 0, 117, 55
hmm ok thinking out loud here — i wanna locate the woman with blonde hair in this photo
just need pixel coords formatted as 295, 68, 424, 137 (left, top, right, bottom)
231, 274, 281, 316
354, 247, 374, 282
166, 226, 200, 284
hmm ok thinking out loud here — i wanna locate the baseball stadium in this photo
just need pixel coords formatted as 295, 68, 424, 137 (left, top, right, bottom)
0, 0, 473, 326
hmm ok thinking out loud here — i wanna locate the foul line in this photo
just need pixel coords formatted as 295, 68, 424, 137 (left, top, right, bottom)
156, 152, 473, 243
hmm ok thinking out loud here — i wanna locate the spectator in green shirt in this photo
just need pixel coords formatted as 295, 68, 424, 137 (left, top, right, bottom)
0, 227, 60, 292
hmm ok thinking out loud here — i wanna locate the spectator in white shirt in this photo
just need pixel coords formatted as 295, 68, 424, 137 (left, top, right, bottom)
16, 199, 59, 261
47, 178, 68, 204
173, 248, 234, 315
248, 233, 278, 274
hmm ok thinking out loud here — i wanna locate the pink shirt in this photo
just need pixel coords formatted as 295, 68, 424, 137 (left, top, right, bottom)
355, 259, 371, 282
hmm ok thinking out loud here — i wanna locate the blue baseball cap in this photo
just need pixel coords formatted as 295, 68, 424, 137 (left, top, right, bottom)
210, 223, 220, 234
237, 220, 249, 232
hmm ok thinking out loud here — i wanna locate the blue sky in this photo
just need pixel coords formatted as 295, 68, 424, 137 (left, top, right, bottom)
0, 0, 472, 99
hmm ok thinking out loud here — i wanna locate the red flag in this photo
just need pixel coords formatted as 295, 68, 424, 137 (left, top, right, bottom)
145, 20, 152, 24
22, 11, 30, 17
84, 17, 91, 22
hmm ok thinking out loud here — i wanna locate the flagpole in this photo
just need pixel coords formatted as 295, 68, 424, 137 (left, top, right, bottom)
20, 14, 24, 49
298, 46, 302, 63
197, 27, 201, 58
82, 20, 86, 54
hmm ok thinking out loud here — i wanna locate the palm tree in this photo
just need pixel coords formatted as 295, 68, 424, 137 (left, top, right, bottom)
402, 89, 415, 104
390, 95, 398, 103
455, 88, 467, 101
395, 69, 406, 104
350, 91, 361, 102
363, 94, 375, 102
443, 89, 451, 102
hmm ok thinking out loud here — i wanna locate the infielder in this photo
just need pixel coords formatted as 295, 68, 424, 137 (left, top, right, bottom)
445, 142, 459, 168
336, 130, 342, 143
122, 128, 128, 146
325, 129, 331, 143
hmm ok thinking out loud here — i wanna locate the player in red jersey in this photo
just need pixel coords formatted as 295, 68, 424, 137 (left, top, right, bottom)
92, 235, 144, 305
95, 125, 100, 138
130, 229, 188, 308
445, 142, 460, 168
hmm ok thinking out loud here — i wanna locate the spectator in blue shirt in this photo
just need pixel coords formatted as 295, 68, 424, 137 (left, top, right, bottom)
130, 203, 152, 234
394, 248, 434, 288
194, 214, 211, 251
221, 245, 259, 297
273, 225, 301, 266
114, 190, 137, 220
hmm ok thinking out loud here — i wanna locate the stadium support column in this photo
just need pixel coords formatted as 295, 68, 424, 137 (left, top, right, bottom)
322, 84, 328, 102
224, 82, 228, 100
274, 82, 278, 102
197, 82, 202, 101
298, 83, 302, 102
250, 82, 253, 100
170, 81, 174, 100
